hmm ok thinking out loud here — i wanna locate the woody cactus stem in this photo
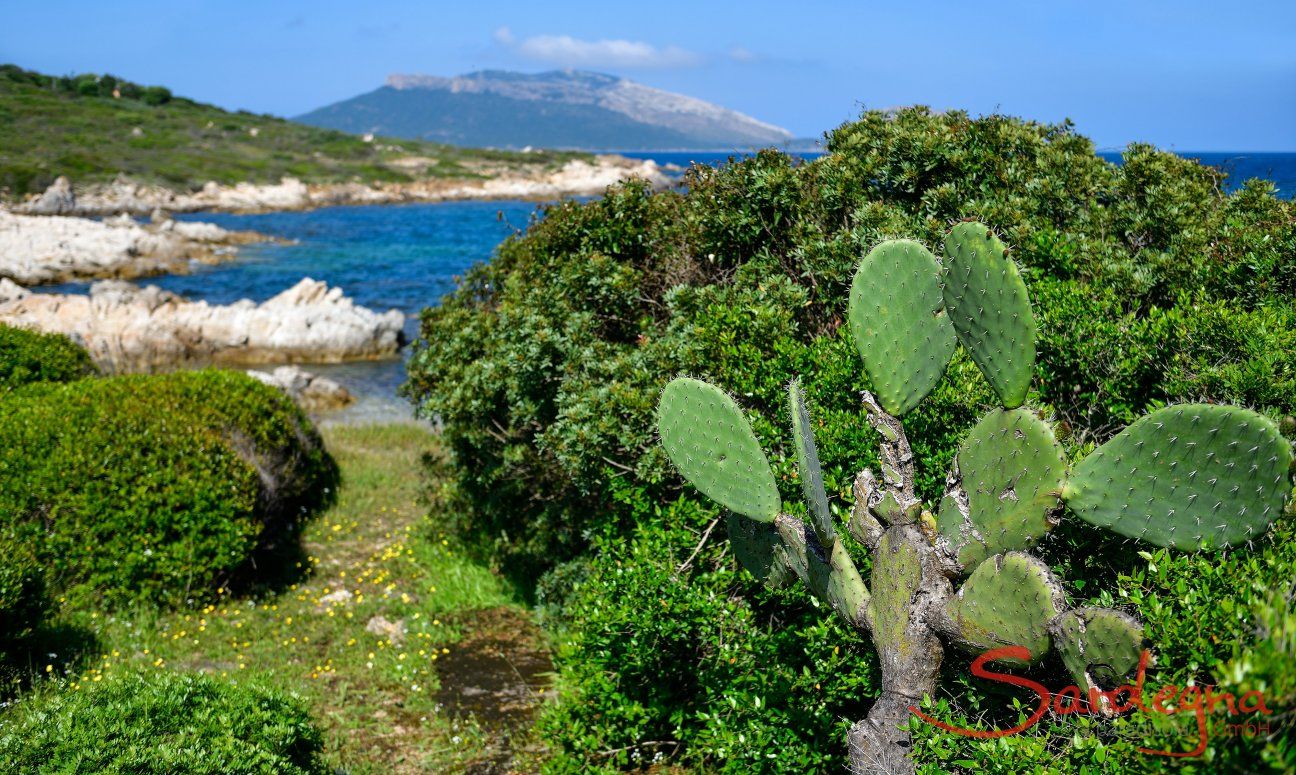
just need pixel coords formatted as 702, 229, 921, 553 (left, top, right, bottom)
847, 396, 954, 775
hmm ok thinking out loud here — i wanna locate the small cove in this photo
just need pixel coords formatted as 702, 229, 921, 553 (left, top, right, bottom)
48, 199, 544, 422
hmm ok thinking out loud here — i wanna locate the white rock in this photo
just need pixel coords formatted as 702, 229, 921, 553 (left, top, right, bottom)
0, 278, 405, 371
248, 365, 355, 412
365, 615, 406, 644
22, 155, 678, 216
23, 176, 77, 215
0, 209, 253, 285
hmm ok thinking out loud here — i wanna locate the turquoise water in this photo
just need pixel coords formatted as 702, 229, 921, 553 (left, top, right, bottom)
53, 200, 541, 422
45, 151, 1295, 420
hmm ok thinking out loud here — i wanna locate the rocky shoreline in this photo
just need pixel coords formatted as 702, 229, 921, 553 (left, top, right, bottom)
15, 155, 674, 217
0, 207, 264, 285
0, 277, 404, 372
0, 154, 671, 412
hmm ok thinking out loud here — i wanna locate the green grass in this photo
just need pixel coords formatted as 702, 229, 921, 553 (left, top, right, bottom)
0, 64, 587, 198
14, 422, 536, 774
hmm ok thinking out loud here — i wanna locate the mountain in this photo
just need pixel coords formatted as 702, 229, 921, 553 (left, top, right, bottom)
296, 70, 794, 151
0, 64, 575, 199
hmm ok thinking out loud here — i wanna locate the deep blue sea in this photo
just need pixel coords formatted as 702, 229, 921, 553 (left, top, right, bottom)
46, 150, 1296, 421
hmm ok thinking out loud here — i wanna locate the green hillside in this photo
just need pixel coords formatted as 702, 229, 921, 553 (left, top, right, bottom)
0, 64, 582, 199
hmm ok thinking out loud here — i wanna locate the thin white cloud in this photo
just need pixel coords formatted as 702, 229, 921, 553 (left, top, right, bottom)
728, 46, 759, 63
493, 27, 703, 69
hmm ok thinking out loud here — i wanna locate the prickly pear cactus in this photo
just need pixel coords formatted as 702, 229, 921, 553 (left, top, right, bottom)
848, 240, 955, 416
653, 222, 1294, 775
657, 377, 779, 521
1050, 607, 1145, 692
937, 407, 1067, 567
789, 380, 834, 548
727, 512, 792, 588
945, 552, 1064, 665
1063, 403, 1293, 550
942, 222, 1035, 408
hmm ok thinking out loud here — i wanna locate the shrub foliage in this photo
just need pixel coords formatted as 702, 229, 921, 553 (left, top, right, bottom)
405, 109, 1296, 770
0, 670, 327, 774
0, 324, 96, 393
0, 369, 336, 607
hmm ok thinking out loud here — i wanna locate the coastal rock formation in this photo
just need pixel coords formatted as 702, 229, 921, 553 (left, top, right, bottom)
23, 175, 78, 215
443, 156, 670, 199
0, 209, 260, 285
0, 278, 404, 371
19, 155, 674, 216
248, 365, 355, 412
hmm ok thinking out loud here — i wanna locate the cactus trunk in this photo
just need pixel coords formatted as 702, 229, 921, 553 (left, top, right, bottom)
849, 523, 948, 775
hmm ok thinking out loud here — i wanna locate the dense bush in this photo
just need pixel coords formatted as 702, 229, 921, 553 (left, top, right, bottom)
0, 670, 327, 773
405, 109, 1296, 770
0, 324, 95, 393
0, 64, 182, 106
0, 535, 47, 662
0, 369, 336, 607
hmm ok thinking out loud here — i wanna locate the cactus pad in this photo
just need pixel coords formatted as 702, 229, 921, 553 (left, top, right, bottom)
937, 408, 1067, 568
1063, 404, 1293, 550
945, 552, 1065, 665
1050, 607, 1144, 691
942, 222, 1035, 408
789, 380, 834, 547
848, 239, 956, 416
657, 377, 780, 521
727, 512, 792, 588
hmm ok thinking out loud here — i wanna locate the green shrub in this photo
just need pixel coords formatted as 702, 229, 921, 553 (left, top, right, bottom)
403, 108, 1296, 770
0, 535, 47, 660
539, 520, 878, 773
0, 369, 336, 607
0, 324, 95, 393
0, 669, 327, 774
405, 108, 1296, 582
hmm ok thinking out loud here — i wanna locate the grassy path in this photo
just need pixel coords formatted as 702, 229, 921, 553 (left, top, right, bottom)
45, 423, 549, 773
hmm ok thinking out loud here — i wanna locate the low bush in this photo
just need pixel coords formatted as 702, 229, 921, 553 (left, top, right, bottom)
0, 535, 47, 662
404, 108, 1296, 770
405, 110, 1296, 585
539, 520, 878, 773
0, 369, 336, 607
0, 670, 327, 774
0, 324, 95, 393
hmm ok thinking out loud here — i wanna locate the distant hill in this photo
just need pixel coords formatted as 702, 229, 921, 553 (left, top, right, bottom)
296, 70, 794, 151
0, 64, 577, 199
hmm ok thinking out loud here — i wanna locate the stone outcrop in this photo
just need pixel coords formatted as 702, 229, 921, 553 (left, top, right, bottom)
15, 155, 675, 216
0, 209, 260, 285
248, 365, 355, 413
0, 278, 404, 371
23, 175, 77, 215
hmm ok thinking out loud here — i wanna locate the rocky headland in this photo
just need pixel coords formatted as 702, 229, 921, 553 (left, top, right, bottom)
0, 204, 262, 285
0, 277, 404, 372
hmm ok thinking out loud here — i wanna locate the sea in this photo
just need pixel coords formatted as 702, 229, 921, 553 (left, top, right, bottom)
46, 150, 1296, 422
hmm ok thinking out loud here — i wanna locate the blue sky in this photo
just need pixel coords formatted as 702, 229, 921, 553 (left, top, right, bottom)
3, 1, 1293, 150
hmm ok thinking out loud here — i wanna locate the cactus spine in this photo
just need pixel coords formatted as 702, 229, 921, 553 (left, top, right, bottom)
655, 222, 1293, 774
